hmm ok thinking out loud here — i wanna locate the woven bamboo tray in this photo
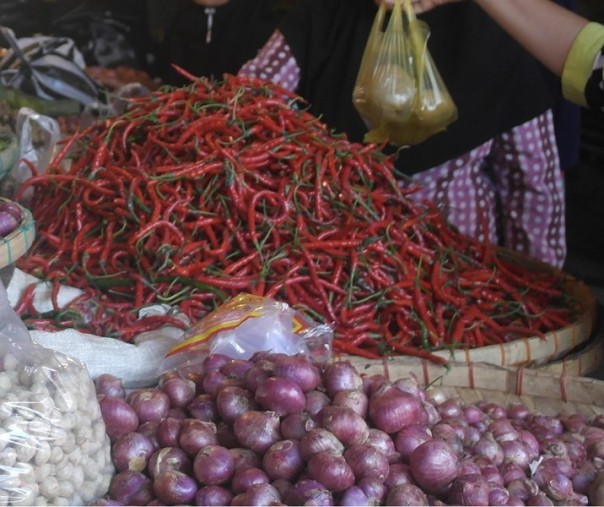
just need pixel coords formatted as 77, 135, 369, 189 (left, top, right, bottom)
0, 198, 35, 270
347, 358, 604, 418
397, 249, 598, 368
534, 314, 604, 376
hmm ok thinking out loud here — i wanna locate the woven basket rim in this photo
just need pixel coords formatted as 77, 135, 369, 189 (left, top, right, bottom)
0, 198, 35, 269
406, 248, 598, 367
534, 313, 604, 376
345, 356, 604, 416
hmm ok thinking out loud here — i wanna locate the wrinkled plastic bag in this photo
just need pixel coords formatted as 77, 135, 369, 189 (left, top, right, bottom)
352, 0, 457, 147
1, 107, 60, 202
161, 293, 334, 375
0, 280, 114, 505
7, 267, 186, 388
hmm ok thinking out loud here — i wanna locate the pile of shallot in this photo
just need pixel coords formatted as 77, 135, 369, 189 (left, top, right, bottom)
93, 354, 604, 506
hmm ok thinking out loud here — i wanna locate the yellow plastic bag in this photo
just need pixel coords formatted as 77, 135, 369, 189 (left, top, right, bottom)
352, 1, 416, 136
352, 0, 457, 147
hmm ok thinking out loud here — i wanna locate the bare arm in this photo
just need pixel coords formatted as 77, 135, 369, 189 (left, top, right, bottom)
413, 0, 589, 76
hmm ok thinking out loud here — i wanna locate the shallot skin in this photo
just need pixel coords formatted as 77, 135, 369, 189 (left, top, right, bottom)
0, 210, 18, 237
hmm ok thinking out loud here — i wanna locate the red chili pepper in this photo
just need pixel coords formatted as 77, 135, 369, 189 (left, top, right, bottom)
14, 74, 575, 355
412, 283, 440, 346
14, 283, 37, 315
387, 341, 449, 365
333, 339, 381, 360
130, 220, 185, 249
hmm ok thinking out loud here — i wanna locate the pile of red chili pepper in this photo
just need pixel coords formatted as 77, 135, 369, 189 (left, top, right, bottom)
15, 74, 578, 362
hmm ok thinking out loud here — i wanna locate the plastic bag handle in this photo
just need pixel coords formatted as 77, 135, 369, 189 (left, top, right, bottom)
401, 0, 416, 22
402, 0, 429, 93
12, 107, 60, 205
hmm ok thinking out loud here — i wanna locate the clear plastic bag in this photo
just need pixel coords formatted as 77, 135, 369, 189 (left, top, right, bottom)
0, 281, 114, 505
161, 293, 334, 375
353, 0, 457, 147
1, 107, 60, 203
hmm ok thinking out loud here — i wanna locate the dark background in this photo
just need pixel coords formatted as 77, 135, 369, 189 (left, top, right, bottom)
564, 0, 604, 308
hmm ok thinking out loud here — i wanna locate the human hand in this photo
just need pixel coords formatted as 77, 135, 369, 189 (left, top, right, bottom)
374, 0, 463, 12
410, 0, 464, 14
193, 0, 230, 6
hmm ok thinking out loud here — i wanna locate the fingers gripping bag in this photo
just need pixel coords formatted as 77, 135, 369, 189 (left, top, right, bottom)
353, 0, 457, 147
161, 294, 334, 375
0, 281, 114, 506
352, 1, 416, 137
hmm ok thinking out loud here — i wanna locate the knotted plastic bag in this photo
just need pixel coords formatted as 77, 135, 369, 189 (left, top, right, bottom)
353, 0, 457, 147
161, 293, 333, 375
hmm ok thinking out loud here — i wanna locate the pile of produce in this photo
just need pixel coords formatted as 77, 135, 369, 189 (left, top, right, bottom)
94, 353, 604, 505
15, 74, 577, 359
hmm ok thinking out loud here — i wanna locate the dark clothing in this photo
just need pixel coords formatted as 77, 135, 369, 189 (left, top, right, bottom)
162, 0, 280, 86
551, 0, 582, 170
280, 0, 557, 174
585, 44, 604, 111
